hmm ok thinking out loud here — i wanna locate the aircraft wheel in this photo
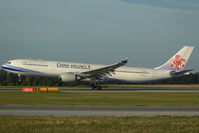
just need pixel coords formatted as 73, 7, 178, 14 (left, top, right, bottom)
90, 83, 102, 90
97, 86, 102, 90
91, 84, 96, 90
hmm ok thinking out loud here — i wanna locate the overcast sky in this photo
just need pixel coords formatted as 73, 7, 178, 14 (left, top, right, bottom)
0, 0, 198, 71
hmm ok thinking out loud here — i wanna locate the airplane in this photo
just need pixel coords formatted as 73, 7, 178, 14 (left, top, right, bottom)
1, 46, 194, 90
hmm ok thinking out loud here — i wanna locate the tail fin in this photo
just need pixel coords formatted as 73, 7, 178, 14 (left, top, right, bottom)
155, 46, 194, 71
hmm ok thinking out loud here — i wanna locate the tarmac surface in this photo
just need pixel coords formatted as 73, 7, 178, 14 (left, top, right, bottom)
0, 106, 199, 116
1, 88, 199, 92
1, 88, 199, 116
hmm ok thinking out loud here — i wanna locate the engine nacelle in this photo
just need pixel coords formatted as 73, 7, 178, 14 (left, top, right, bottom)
60, 72, 78, 82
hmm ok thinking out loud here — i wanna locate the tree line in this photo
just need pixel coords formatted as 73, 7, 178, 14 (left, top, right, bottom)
0, 70, 63, 86
0, 70, 199, 86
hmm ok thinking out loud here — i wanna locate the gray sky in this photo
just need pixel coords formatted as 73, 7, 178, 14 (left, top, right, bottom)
0, 0, 198, 71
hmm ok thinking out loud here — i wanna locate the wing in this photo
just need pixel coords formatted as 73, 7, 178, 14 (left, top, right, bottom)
79, 57, 129, 80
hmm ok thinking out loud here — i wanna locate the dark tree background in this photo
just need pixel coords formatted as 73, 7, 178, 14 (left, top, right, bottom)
0, 70, 199, 86
0, 70, 63, 86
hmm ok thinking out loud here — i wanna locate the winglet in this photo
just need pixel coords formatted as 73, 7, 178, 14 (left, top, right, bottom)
122, 57, 129, 63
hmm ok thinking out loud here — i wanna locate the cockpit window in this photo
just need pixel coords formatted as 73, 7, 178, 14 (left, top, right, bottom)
7, 62, 11, 64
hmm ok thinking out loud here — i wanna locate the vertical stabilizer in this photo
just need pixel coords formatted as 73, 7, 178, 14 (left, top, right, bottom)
155, 46, 194, 71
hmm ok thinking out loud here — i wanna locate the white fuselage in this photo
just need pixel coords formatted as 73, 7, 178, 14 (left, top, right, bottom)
1, 59, 172, 83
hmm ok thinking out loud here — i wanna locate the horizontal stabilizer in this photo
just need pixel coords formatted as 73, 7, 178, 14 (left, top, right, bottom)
170, 69, 193, 77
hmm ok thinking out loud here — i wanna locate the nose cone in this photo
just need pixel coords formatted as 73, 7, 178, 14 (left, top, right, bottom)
1, 63, 8, 69
1, 60, 12, 69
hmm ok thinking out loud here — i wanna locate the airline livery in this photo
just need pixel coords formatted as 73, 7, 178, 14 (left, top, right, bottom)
1, 46, 194, 90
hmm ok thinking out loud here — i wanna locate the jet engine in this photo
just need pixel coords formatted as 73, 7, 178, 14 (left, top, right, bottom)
60, 72, 79, 82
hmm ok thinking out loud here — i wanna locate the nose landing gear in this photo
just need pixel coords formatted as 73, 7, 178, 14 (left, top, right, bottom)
18, 74, 22, 82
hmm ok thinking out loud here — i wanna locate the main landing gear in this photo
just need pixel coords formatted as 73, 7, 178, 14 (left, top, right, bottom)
91, 83, 102, 90
90, 78, 102, 90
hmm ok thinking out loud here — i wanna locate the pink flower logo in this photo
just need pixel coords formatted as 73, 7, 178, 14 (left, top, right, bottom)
170, 55, 186, 69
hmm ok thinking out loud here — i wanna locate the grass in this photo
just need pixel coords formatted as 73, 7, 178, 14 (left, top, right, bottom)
0, 91, 199, 106
0, 115, 199, 133
0, 84, 199, 89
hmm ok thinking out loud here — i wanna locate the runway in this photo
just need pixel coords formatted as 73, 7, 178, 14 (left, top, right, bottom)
61, 88, 199, 92
1, 88, 199, 92
0, 106, 199, 116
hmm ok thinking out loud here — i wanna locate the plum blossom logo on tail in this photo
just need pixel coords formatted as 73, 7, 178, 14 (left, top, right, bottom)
170, 55, 186, 69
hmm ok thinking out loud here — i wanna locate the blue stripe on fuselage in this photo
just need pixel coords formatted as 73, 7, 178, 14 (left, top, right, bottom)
1, 64, 45, 75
